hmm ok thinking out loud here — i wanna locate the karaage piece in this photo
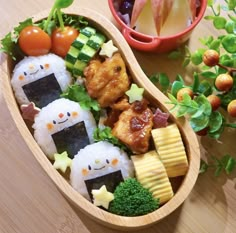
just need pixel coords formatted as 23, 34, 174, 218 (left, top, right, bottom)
84, 53, 130, 107
112, 100, 153, 154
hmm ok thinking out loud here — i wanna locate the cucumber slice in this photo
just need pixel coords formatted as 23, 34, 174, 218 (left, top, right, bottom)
80, 26, 96, 37
87, 33, 106, 50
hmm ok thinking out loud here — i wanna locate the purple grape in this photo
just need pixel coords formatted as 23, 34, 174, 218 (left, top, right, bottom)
119, 0, 134, 17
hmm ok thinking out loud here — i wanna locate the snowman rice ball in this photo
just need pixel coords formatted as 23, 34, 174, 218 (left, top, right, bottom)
70, 141, 134, 201
11, 53, 72, 108
33, 98, 97, 160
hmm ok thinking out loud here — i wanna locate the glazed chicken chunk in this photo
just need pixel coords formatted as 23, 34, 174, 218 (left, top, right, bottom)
84, 53, 130, 108
112, 100, 153, 154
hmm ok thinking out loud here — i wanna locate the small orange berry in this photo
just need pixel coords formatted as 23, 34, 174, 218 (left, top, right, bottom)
203, 49, 219, 67
207, 94, 221, 111
227, 99, 236, 117
177, 87, 194, 102
215, 73, 233, 92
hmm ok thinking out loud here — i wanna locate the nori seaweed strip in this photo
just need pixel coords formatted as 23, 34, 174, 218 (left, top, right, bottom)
52, 121, 90, 159
22, 73, 62, 108
85, 171, 124, 201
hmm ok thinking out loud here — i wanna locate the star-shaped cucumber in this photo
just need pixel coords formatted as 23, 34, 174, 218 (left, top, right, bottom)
91, 185, 114, 209
99, 40, 118, 58
125, 84, 144, 103
53, 151, 72, 173
20, 102, 40, 121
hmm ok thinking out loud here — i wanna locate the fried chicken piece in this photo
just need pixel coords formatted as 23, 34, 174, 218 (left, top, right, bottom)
104, 97, 131, 128
84, 53, 130, 107
112, 100, 153, 154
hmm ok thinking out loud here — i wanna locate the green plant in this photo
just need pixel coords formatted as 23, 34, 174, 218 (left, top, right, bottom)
150, 0, 236, 176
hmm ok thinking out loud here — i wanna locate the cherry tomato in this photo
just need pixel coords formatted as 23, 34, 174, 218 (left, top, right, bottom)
207, 94, 221, 111
51, 26, 79, 57
215, 73, 233, 92
19, 26, 51, 56
227, 99, 236, 117
177, 87, 194, 102
203, 49, 219, 67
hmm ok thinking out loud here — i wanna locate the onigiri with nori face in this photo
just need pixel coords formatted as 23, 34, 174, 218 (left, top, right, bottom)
11, 53, 72, 108
33, 98, 97, 160
70, 141, 134, 201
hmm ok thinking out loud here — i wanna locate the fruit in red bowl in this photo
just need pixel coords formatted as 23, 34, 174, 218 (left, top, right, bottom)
108, 0, 207, 53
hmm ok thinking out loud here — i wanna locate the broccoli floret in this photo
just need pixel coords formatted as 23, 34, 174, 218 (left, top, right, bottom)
108, 178, 159, 216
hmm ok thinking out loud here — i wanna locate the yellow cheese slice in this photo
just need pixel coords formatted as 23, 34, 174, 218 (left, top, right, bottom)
152, 124, 188, 177
131, 150, 173, 204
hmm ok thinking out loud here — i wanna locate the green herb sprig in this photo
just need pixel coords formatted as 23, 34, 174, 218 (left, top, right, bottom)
200, 155, 236, 176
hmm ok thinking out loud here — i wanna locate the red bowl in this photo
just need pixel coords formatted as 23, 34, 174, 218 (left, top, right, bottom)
108, 0, 207, 53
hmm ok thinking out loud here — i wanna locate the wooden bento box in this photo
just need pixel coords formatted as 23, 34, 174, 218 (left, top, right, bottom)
0, 6, 200, 230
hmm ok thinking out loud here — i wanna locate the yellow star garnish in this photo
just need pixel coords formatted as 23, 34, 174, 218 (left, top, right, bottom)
99, 40, 118, 58
125, 83, 144, 103
53, 151, 72, 173
91, 185, 114, 209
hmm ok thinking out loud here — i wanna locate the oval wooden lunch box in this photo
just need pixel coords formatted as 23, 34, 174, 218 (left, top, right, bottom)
0, 6, 200, 230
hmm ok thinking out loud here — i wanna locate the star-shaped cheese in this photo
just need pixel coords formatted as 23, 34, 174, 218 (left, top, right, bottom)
20, 102, 40, 121
125, 83, 144, 103
99, 40, 118, 58
53, 151, 72, 173
91, 185, 114, 209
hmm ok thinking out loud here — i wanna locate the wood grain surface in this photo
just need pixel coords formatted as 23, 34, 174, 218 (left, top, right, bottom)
0, 0, 235, 233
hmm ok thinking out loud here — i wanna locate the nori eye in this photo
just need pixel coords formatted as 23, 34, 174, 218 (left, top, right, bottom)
53, 120, 56, 124
40, 65, 44, 69
67, 112, 71, 117
24, 72, 27, 76
106, 159, 109, 164
88, 165, 92, 170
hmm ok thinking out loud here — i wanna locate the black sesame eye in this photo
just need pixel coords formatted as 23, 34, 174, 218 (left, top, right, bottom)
106, 159, 109, 164
53, 120, 56, 124
67, 112, 71, 117
23, 72, 27, 76
40, 65, 44, 69
88, 165, 92, 170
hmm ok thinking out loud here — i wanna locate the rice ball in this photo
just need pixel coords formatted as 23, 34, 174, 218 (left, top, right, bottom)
70, 141, 134, 200
33, 98, 97, 160
11, 53, 72, 108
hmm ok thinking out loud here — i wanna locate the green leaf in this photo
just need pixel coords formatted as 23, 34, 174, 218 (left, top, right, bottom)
191, 104, 205, 119
175, 74, 185, 83
199, 159, 209, 174
168, 50, 182, 59
209, 39, 221, 50
176, 106, 188, 117
207, 0, 214, 7
222, 34, 236, 53
171, 81, 185, 97
159, 73, 170, 92
93, 127, 131, 154
192, 72, 200, 92
13, 18, 33, 40
149, 74, 159, 85
213, 16, 227, 29
228, 0, 236, 10
198, 80, 213, 96
208, 111, 223, 133
200, 71, 217, 79
61, 84, 100, 111
225, 156, 236, 174
195, 95, 212, 116
225, 20, 236, 34
190, 114, 209, 132
167, 93, 178, 104
182, 57, 191, 67
191, 49, 204, 65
